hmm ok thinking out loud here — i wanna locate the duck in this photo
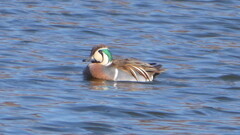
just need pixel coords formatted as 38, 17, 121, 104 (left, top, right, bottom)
83, 44, 166, 82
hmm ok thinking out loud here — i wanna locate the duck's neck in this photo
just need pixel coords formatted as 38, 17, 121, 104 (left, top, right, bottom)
105, 61, 112, 66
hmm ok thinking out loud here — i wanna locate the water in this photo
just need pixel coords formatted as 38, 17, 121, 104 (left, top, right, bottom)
0, 0, 240, 134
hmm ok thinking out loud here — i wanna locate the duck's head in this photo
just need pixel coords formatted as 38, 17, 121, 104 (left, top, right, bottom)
84, 45, 113, 66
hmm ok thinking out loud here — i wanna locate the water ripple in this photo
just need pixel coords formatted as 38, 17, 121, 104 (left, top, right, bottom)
1, 0, 240, 134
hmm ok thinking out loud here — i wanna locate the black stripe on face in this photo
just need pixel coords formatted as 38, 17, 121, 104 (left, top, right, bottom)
98, 50, 104, 62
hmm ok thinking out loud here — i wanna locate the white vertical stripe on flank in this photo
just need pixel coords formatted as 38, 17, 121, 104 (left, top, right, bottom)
113, 68, 118, 81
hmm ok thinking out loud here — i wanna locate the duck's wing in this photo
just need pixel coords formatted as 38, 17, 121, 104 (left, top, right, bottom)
112, 58, 166, 81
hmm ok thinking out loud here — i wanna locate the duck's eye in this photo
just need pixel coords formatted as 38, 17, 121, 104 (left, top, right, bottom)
98, 50, 104, 57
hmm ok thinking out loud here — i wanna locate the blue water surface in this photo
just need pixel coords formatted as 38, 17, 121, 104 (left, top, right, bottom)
0, 0, 240, 134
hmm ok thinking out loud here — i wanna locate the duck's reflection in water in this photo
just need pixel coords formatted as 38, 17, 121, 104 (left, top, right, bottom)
87, 79, 162, 91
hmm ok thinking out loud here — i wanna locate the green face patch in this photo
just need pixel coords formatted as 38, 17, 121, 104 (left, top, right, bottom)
102, 49, 112, 62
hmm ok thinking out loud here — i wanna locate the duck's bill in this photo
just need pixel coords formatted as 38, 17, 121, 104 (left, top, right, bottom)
82, 57, 91, 62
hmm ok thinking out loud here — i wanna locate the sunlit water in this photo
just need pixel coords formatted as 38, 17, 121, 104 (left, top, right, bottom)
0, 0, 240, 134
